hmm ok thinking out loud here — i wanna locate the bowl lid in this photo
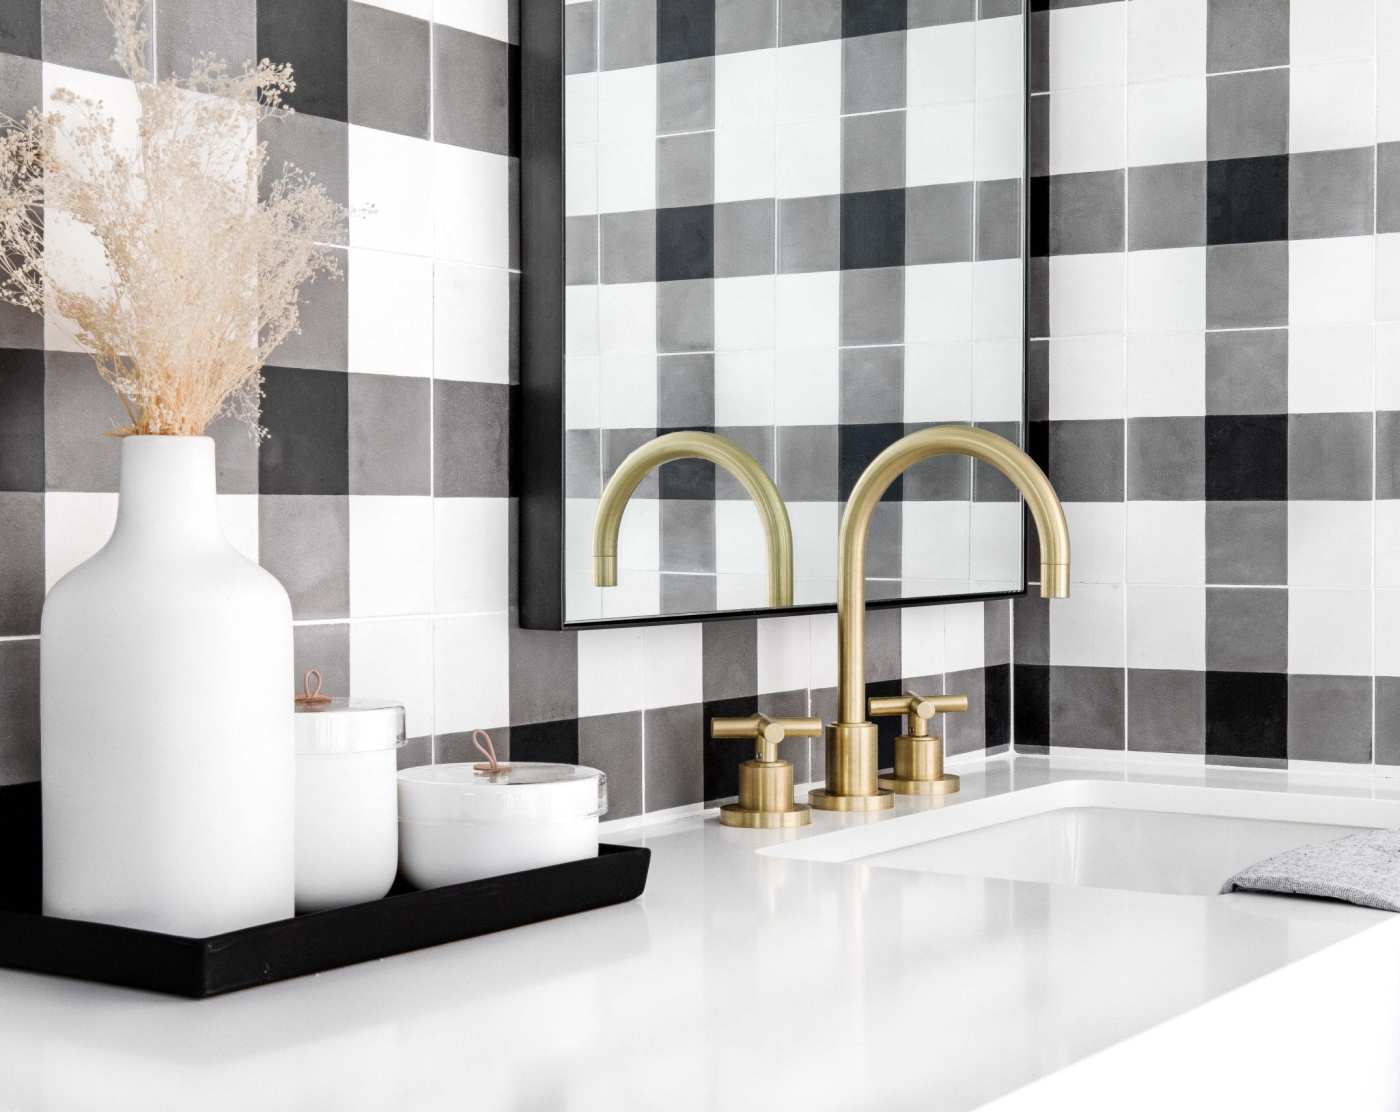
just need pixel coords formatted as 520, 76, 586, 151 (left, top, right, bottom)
397, 762, 608, 822
294, 698, 406, 754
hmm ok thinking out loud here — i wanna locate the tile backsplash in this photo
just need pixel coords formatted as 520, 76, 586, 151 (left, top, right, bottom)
0, 0, 1008, 814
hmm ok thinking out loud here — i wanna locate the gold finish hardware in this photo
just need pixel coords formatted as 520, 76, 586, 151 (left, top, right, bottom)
811, 425, 1071, 813
592, 431, 794, 608
712, 714, 822, 829
869, 692, 967, 796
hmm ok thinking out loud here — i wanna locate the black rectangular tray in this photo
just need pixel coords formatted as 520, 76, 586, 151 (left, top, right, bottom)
0, 782, 649, 998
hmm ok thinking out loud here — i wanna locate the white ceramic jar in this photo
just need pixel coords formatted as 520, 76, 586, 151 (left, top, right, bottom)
397, 763, 608, 889
294, 698, 405, 913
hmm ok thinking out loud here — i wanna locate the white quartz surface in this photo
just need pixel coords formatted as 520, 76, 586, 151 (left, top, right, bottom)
1, 753, 1398, 1111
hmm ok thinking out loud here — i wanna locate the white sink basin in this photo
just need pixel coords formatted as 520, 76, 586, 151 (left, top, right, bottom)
766, 780, 1400, 897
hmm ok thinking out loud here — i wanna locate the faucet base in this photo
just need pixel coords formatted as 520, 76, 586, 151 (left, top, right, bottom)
878, 773, 960, 796
719, 802, 811, 829
808, 789, 894, 812
812, 722, 895, 811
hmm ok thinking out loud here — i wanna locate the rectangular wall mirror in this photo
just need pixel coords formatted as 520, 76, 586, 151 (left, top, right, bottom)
520, 1, 1028, 628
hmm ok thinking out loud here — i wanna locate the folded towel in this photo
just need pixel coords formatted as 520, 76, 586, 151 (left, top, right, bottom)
1221, 829, 1400, 912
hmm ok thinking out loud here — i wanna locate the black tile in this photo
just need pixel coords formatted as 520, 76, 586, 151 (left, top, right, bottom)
1013, 663, 1049, 750
656, 205, 714, 282
841, 189, 905, 270
0, 493, 41, 636
1207, 155, 1288, 245
657, 0, 716, 62
510, 718, 580, 765
0, 349, 43, 492
259, 366, 350, 495
703, 695, 757, 803
985, 663, 1010, 750
258, 0, 349, 122
867, 677, 903, 771
1206, 671, 1287, 763
1028, 174, 1049, 258
1205, 413, 1287, 501
839, 422, 903, 502
0, 0, 41, 58
657, 427, 717, 500
843, 0, 906, 36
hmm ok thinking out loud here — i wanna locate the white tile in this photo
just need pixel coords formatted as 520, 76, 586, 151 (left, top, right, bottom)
775, 348, 839, 425
1064, 502, 1125, 584
434, 144, 510, 266
1377, 234, 1400, 321
434, 260, 511, 383
352, 618, 435, 737
1048, 334, 1125, 420
598, 282, 656, 354
716, 572, 766, 613
901, 604, 947, 679
1126, 501, 1206, 584
904, 341, 973, 422
714, 350, 775, 426
1290, 0, 1375, 65
776, 40, 841, 122
970, 501, 1022, 584
1377, 323, 1400, 409
976, 14, 1024, 99
1049, 581, 1125, 668
433, 612, 509, 735
217, 495, 259, 565
43, 492, 117, 592
906, 102, 975, 186
1128, 0, 1206, 82
906, 263, 973, 343
1049, 85, 1126, 175
787, 500, 837, 583
1289, 325, 1374, 413
903, 501, 971, 582
1376, 590, 1400, 675
1377, 54, 1400, 143
945, 602, 986, 674
1127, 247, 1205, 334
565, 142, 598, 216
349, 496, 434, 617
809, 612, 838, 690
576, 626, 645, 717
1289, 588, 1371, 676
1289, 501, 1372, 588
598, 138, 657, 213
1048, 252, 1126, 337
597, 66, 657, 142
43, 211, 111, 353
614, 494, 658, 572
973, 259, 1022, 342
1127, 77, 1206, 166
976, 94, 1024, 182
565, 359, 598, 430
1289, 60, 1375, 153
348, 249, 434, 377
775, 271, 839, 350
565, 285, 600, 356
1379, 500, 1400, 587
1127, 585, 1205, 670
715, 125, 776, 202
715, 275, 776, 351
972, 339, 1022, 422
715, 500, 766, 576
349, 126, 435, 256
716, 48, 776, 131
642, 623, 703, 708
434, 0, 510, 40
367, 0, 433, 18
1382, 4, 1400, 57
1291, 237, 1375, 327
907, 22, 976, 106
599, 353, 658, 428
1126, 332, 1205, 417
775, 118, 841, 197
601, 570, 660, 619
433, 497, 508, 614
757, 614, 810, 694
1049, 2, 1126, 90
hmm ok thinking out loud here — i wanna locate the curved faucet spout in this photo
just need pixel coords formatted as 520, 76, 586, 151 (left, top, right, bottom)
592, 431, 794, 608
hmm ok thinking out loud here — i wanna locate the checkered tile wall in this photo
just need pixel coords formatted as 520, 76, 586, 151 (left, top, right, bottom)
1017, 0, 1400, 769
0, 0, 1009, 818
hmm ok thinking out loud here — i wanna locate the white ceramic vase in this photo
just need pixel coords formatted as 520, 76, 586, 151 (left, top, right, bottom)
40, 435, 295, 937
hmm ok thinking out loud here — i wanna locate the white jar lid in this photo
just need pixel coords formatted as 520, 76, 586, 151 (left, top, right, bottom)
295, 699, 406, 755
397, 762, 608, 824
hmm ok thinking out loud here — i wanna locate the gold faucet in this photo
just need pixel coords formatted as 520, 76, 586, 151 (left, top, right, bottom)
592, 431, 795, 608
809, 425, 1071, 812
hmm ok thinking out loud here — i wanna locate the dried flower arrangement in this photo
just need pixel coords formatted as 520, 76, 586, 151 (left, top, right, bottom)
0, 0, 346, 438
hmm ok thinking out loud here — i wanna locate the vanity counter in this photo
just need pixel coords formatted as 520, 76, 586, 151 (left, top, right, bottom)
1, 753, 1398, 1110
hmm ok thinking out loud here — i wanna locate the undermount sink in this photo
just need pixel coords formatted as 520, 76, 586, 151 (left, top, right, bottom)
764, 780, 1400, 897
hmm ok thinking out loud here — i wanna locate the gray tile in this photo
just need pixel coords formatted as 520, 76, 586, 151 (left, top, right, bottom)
156, 0, 253, 79
437, 727, 510, 764
601, 0, 656, 70
1290, 147, 1375, 240
779, 0, 840, 45
906, 182, 974, 265
1380, 143, 1400, 235
0, 493, 42, 636
778, 194, 840, 273
1207, 69, 1288, 160
0, 638, 39, 784
774, 425, 837, 504
348, 373, 431, 495
434, 380, 510, 497
717, 0, 776, 52
661, 498, 716, 573
0, 1, 39, 60
713, 424, 774, 499
260, 110, 351, 220
1377, 677, 1400, 766
601, 210, 657, 284
945, 666, 986, 756
1207, 242, 1288, 329
843, 32, 906, 114
1289, 412, 1371, 501
842, 111, 906, 194
1206, 500, 1287, 585
658, 56, 714, 133
293, 622, 350, 701
1029, 8, 1049, 93
604, 427, 659, 499
1049, 418, 1125, 502
657, 278, 714, 352
508, 625, 578, 724
1128, 162, 1206, 251
578, 711, 644, 818
258, 495, 350, 618
1049, 665, 1124, 749
1028, 256, 1049, 338
1014, 592, 1049, 665
1206, 586, 1286, 671
714, 199, 776, 278
565, 428, 601, 498
434, 23, 512, 154
1028, 90, 1049, 179
1127, 668, 1205, 754
564, 1, 598, 74
840, 267, 904, 346
984, 599, 1011, 665
1287, 674, 1372, 763
1048, 170, 1125, 256
397, 736, 433, 770
840, 346, 903, 425
975, 421, 1025, 503
703, 618, 756, 700
864, 606, 902, 682
349, 3, 430, 139
657, 132, 714, 208
910, 0, 976, 24
1027, 340, 1049, 422
1207, 0, 1289, 73
657, 353, 715, 426
903, 440, 970, 500
661, 572, 718, 614
43, 352, 127, 492
1127, 416, 1204, 500
1205, 328, 1286, 415
566, 215, 600, 286
208, 412, 260, 495
644, 702, 704, 810
42, 0, 149, 76
979, 0, 1022, 17
272, 247, 349, 371
759, 689, 812, 783
1379, 412, 1400, 500
976, 179, 1021, 262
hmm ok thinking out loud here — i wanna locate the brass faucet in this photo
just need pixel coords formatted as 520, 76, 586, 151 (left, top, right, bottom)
592, 431, 794, 608
810, 425, 1071, 812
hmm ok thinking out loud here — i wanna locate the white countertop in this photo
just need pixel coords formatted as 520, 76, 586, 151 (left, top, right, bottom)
2, 752, 1399, 1111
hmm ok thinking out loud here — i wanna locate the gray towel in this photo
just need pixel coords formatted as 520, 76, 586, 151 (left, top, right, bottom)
1221, 829, 1400, 912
